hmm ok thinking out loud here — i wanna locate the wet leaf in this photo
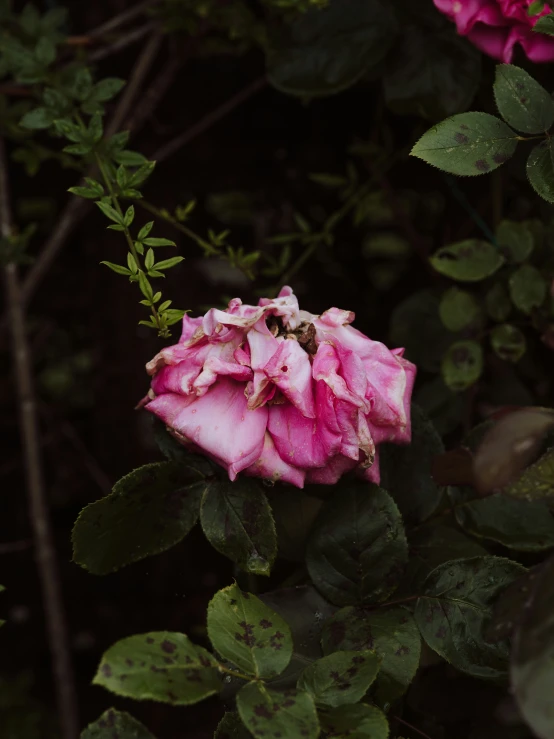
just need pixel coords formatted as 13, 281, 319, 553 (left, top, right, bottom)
297, 650, 381, 708
415, 556, 526, 678
72, 463, 205, 575
207, 583, 292, 680
306, 485, 408, 606
321, 606, 421, 705
507, 446, 554, 504
411, 112, 518, 176
527, 140, 554, 203
493, 64, 554, 134
200, 478, 277, 576
236, 683, 319, 739
93, 632, 220, 705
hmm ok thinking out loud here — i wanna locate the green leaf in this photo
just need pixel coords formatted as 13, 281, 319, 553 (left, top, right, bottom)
494, 64, 554, 134
127, 252, 138, 274
259, 585, 335, 690
153, 257, 185, 270
534, 14, 554, 34
127, 162, 156, 188
142, 237, 177, 247
306, 484, 408, 606
496, 219, 534, 264
200, 478, 277, 576
96, 201, 123, 225
507, 447, 554, 504
441, 340, 483, 392
321, 607, 421, 706
93, 632, 220, 705
72, 462, 205, 575
71, 67, 93, 101
411, 112, 518, 176
63, 143, 92, 156
512, 555, 554, 739
124, 205, 134, 227
35, 36, 56, 66
384, 25, 481, 122
297, 650, 381, 708
439, 287, 481, 332
138, 271, 153, 299
527, 139, 554, 203
91, 78, 125, 102
430, 239, 504, 282
19, 107, 52, 130
207, 583, 293, 679
237, 683, 319, 739
319, 704, 389, 739
114, 150, 148, 166
267, 0, 397, 97
81, 708, 156, 738
415, 556, 526, 679
485, 282, 512, 322
379, 404, 444, 526
138, 221, 154, 241
491, 324, 526, 362
214, 713, 251, 739
452, 491, 554, 551
144, 248, 155, 271
100, 261, 131, 276
509, 264, 547, 314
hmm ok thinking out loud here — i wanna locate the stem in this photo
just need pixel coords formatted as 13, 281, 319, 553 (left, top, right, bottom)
0, 137, 79, 739
137, 199, 215, 253
218, 665, 252, 682
393, 715, 435, 739
371, 594, 420, 610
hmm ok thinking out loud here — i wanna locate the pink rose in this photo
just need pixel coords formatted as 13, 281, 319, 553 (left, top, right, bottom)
434, 0, 554, 63
143, 287, 416, 488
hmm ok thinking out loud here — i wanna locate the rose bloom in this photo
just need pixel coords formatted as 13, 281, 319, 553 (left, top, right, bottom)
143, 287, 416, 488
434, 0, 554, 63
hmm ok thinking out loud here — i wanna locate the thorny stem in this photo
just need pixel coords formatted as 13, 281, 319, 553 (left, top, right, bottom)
0, 137, 79, 739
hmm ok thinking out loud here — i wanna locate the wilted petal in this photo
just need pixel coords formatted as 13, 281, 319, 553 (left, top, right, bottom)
306, 455, 358, 485
268, 403, 333, 469
146, 378, 267, 480
245, 432, 305, 487
312, 343, 368, 411
264, 339, 315, 418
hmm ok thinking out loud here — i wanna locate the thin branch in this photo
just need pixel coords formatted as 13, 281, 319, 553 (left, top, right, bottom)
393, 716, 435, 739
0, 138, 79, 739
125, 53, 183, 134
87, 0, 161, 39
152, 76, 268, 162
0, 539, 32, 554
105, 31, 164, 138
88, 21, 157, 63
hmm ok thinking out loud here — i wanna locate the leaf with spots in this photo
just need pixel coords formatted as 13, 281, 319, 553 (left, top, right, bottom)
321, 607, 421, 706
493, 64, 554, 134
379, 404, 444, 526
415, 556, 526, 679
267, 0, 397, 97
411, 112, 518, 176
214, 712, 252, 739
450, 487, 554, 551
92, 632, 220, 705
81, 708, 156, 738
509, 264, 547, 315
207, 583, 292, 679
430, 239, 504, 282
507, 446, 554, 504
72, 462, 205, 575
200, 477, 277, 576
306, 484, 408, 607
319, 704, 389, 738
236, 682, 319, 739
512, 555, 554, 739
491, 324, 526, 363
527, 140, 554, 203
297, 650, 381, 708
441, 340, 483, 392
260, 585, 336, 690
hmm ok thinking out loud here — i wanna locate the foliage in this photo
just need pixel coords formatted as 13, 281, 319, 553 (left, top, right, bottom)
4, 1, 554, 739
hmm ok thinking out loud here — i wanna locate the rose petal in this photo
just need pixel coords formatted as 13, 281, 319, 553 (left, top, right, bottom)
264, 339, 316, 418
244, 432, 305, 487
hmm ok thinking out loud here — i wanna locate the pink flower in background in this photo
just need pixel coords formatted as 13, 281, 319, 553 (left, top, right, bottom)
434, 0, 554, 63
143, 287, 416, 488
